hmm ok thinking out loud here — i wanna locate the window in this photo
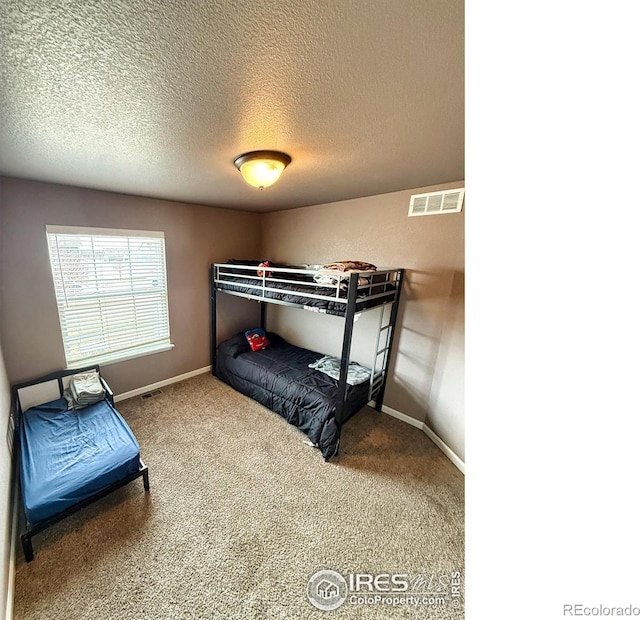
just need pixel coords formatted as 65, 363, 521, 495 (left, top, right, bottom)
46, 225, 173, 367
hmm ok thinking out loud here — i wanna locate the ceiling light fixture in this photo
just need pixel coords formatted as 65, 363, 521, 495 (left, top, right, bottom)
234, 150, 291, 189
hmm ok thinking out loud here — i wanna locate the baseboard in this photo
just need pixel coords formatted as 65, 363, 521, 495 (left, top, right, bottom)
114, 366, 211, 402
419, 418, 465, 475
373, 403, 465, 474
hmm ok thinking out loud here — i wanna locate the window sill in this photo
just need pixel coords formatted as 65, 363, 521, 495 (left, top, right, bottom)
67, 342, 175, 369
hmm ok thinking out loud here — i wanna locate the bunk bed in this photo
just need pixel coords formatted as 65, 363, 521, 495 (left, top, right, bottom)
12, 365, 150, 562
210, 260, 404, 460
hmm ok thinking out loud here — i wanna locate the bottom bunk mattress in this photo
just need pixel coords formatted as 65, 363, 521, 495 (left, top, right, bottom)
20, 397, 141, 524
216, 332, 373, 460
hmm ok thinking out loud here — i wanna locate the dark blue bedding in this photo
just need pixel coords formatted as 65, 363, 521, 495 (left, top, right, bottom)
216, 276, 396, 315
216, 333, 372, 459
20, 397, 141, 524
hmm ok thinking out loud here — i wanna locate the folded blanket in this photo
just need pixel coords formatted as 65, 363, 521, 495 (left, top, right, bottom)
64, 370, 105, 410
313, 271, 375, 288
321, 261, 377, 272
313, 261, 378, 288
308, 355, 372, 386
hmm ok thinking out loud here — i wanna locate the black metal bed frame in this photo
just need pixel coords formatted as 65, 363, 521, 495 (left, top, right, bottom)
209, 262, 405, 442
11, 364, 150, 563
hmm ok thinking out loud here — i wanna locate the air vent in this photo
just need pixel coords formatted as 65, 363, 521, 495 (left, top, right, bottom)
408, 188, 465, 217
141, 389, 163, 400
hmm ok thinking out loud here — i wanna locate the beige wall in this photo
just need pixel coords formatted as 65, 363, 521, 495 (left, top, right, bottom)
261, 182, 465, 461
0, 177, 261, 394
0, 175, 464, 461
0, 314, 13, 619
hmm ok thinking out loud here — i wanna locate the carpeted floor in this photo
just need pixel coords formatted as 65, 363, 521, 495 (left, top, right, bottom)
13, 374, 464, 619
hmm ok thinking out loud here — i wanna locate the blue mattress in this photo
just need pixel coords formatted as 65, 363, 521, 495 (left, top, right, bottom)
20, 397, 141, 524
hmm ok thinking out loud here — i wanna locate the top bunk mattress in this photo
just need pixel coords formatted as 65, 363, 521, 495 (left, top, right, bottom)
20, 397, 141, 524
213, 261, 400, 316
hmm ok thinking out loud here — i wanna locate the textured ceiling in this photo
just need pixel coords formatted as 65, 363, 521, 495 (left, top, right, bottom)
0, 0, 464, 212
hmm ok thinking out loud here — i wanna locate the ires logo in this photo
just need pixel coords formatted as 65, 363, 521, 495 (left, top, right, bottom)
307, 571, 348, 611
348, 573, 409, 592
307, 569, 461, 611
307, 571, 410, 610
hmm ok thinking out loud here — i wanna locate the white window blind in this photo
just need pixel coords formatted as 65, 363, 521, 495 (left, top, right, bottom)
46, 225, 173, 367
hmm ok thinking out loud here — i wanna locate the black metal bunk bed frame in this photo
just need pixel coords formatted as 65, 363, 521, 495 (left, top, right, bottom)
209, 263, 405, 428
11, 365, 150, 562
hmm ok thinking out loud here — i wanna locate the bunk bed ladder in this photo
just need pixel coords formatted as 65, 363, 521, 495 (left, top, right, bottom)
369, 305, 393, 402
370, 268, 404, 410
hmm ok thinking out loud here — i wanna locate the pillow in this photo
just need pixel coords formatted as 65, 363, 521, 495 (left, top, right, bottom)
245, 328, 270, 351
218, 333, 251, 358
25, 398, 70, 415
218, 331, 285, 358
308, 355, 372, 385
226, 258, 264, 266
224, 259, 270, 278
